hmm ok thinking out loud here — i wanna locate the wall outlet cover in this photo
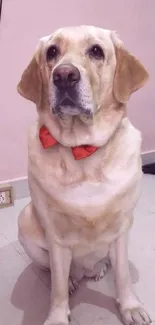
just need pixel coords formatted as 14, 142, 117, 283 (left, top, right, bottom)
0, 184, 14, 208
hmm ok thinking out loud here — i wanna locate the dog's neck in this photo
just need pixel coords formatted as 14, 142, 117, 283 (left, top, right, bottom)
39, 102, 125, 148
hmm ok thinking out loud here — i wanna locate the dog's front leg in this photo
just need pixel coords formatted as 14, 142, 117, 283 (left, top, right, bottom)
44, 235, 72, 325
109, 230, 151, 325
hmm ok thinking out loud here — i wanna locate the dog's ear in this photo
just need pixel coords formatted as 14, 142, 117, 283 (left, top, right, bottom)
111, 32, 149, 103
17, 55, 42, 105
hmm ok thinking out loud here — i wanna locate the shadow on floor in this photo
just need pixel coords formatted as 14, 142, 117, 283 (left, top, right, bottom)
11, 264, 50, 325
11, 261, 139, 325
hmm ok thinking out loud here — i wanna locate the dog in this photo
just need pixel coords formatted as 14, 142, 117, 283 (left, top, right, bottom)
17, 26, 150, 325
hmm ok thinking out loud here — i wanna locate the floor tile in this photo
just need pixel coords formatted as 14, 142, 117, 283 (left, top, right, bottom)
12, 240, 26, 255
0, 233, 10, 248
91, 315, 121, 325
134, 175, 155, 217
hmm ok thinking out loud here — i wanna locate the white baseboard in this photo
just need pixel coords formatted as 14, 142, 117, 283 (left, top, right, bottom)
0, 151, 155, 201
0, 176, 30, 200
141, 150, 155, 166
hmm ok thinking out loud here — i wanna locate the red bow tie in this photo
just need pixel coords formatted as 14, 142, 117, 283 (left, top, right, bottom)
39, 125, 98, 160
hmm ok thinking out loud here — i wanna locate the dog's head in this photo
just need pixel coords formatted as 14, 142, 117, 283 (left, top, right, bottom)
18, 25, 148, 124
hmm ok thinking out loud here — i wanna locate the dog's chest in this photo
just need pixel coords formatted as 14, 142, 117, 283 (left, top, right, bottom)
29, 128, 141, 246
30, 144, 128, 211
30, 148, 138, 240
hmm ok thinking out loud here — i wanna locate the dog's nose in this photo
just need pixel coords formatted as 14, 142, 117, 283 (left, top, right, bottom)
53, 64, 80, 89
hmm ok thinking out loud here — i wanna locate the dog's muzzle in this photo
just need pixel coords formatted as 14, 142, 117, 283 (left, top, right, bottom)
52, 64, 92, 116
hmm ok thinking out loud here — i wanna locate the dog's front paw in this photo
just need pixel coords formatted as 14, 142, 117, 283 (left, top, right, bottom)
43, 304, 70, 325
119, 305, 151, 325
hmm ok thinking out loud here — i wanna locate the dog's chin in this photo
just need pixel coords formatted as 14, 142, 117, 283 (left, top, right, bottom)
52, 105, 93, 117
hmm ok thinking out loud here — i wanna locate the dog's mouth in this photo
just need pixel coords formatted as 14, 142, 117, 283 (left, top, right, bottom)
61, 97, 74, 106
52, 91, 92, 117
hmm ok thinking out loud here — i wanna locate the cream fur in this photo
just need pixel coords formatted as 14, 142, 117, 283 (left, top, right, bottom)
17, 26, 150, 325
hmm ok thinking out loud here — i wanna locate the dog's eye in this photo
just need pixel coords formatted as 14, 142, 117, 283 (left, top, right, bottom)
88, 45, 105, 60
46, 45, 59, 61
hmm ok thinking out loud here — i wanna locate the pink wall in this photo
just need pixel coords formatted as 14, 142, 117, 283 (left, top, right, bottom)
0, 0, 155, 181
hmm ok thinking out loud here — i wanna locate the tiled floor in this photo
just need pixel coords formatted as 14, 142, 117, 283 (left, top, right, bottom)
0, 175, 155, 325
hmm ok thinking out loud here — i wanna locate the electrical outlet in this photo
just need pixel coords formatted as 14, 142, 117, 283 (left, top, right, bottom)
0, 192, 6, 204
0, 184, 14, 208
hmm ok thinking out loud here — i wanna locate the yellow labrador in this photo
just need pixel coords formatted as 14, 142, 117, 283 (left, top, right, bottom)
17, 26, 150, 325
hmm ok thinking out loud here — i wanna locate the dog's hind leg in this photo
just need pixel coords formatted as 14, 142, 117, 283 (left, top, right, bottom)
18, 202, 50, 269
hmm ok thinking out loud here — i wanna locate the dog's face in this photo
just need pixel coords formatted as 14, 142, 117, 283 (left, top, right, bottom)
18, 26, 148, 119
46, 27, 117, 117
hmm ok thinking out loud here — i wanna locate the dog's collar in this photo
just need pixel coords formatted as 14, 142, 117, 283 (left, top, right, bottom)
39, 125, 98, 160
